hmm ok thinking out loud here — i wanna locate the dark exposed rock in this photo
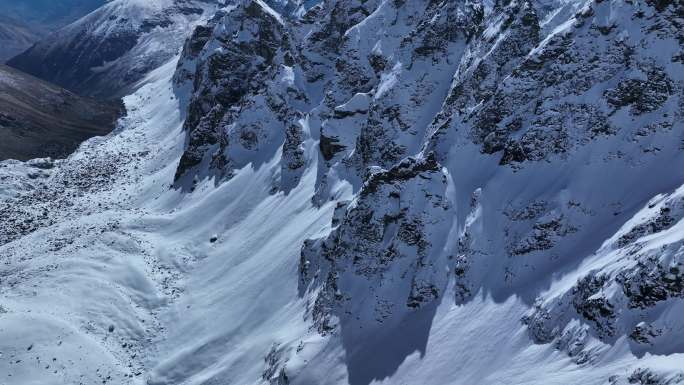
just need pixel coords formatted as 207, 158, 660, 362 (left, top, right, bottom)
263, 344, 290, 385
620, 262, 684, 309
300, 153, 452, 333
319, 135, 346, 162
571, 275, 616, 339
174, 0, 304, 185
628, 368, 664, 385
406, 279, 439, 308
605, 67, 673, 115
281, 122, 306, 191
427, 0, 682, 166
629, 322, 662, 345
524, 187, 684, 362
617, 207, 676, 247
506, 208, 579, 256
361, 153, 441, 195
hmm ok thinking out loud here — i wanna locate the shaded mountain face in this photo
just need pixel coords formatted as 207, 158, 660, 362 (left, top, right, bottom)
171, 0, 684, 382
0, 16, 44, 62
0, 65, 121, 161
6, 0, 223, 99
0, 0, 106, 27
0, 0, 106, 62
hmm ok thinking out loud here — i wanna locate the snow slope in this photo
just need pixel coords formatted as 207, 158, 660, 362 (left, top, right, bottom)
1, 0, 683, 384
0, 56, 341, 384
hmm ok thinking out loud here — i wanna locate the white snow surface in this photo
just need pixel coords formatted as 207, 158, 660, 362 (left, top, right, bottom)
1, 0, 684, 384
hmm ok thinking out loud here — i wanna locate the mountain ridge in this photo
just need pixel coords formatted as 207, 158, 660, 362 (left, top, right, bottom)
0, 0, 682, 384
0, 0, 106, 62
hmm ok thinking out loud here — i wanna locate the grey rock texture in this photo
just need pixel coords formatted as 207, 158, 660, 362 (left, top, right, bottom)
172, 0, 684, 381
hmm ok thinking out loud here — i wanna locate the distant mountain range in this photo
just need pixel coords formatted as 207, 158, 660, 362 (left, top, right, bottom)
7, 0, 220, 99
0, 0, 106, 62
0, 15, 43, 62
0, 0, 106, 27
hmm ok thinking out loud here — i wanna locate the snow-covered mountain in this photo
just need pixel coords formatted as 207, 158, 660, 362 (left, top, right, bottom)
0, 0, 106, 62
6, 0, 224, 98
0, 0, 683, 384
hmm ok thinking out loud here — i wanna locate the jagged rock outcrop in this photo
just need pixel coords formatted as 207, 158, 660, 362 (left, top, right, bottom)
174, 0, 307, 189
427, 0, 682, 166
608, 367, 684, 385
306, 0, 485, 203
56, 0, 682, 382
0, 0, 683, 382
428, 0, 541, 158
525, 186, 684, 361
299, 153, 453, 333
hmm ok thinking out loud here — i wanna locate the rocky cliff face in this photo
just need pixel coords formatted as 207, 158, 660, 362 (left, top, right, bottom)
173, 0, 307, 191
173, 0, 684, 382
428, 0, 682, 166
300, 153, 453, 334
524, 187, 684, 362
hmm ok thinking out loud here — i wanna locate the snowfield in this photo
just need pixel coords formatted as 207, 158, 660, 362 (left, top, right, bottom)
0, 58, 344, 385
1, 0, 684, 384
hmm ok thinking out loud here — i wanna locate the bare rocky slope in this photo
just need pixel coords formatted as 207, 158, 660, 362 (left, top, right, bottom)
0, 0, 683, 384
0, 65, 121, 161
